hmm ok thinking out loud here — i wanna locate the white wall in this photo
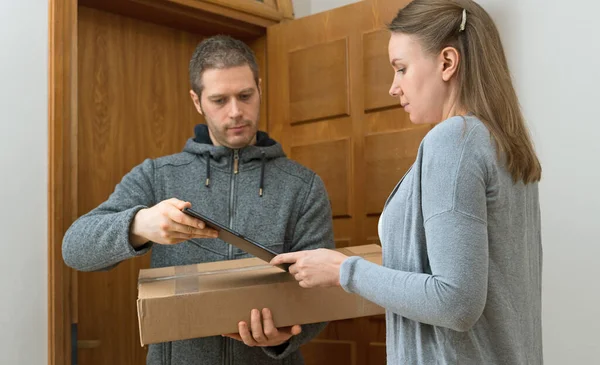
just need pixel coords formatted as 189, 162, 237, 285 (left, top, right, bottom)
296, 0, 600, 363
0, 1, 48, 364
476, 1, 600, 363
292, 0, 312, 18
309, 0, 361, 14
292, 0, 361, 18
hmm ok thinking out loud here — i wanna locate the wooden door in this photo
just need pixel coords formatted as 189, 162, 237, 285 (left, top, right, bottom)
266, 1, 430, 364
75, 7, 202, 364
74, 7, 269, 364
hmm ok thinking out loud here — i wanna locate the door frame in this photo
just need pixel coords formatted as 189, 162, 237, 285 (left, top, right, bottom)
48, 0, 78, 363
46, 1, 296, 364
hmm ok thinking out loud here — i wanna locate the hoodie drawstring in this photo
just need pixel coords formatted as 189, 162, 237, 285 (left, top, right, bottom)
259, 151, 265, 197
205, 154, 211, 188
204, 151, 266, 196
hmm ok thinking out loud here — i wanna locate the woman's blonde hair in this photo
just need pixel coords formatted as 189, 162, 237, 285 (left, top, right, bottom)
389, 0, 541, 183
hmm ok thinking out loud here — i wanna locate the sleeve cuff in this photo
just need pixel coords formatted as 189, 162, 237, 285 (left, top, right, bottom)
261, 341, 291, 359
124, 205, 153, 257
340, 256, 362, 293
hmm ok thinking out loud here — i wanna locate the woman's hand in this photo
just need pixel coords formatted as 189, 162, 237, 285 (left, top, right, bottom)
271, 248, 349, 288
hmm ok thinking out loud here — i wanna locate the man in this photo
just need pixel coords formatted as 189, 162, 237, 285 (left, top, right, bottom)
62, 35, 334, 365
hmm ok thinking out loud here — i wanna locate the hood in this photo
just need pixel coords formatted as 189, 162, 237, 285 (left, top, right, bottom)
183, 124, 285, 162
182, 124, 286, 197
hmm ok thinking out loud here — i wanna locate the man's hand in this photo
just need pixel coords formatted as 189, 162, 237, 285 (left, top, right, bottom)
129, 198, 218, 248
222, 308, 302, 347
270, 248, 348, 288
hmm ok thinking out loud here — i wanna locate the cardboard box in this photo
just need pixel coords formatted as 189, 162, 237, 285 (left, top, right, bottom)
137, 244, 384, 345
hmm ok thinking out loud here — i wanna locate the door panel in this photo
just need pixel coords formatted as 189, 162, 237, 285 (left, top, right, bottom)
364, 29, 397, 112
364, 126, 430, 214
291, 139, 352, 218
288, 38, 350, 124
76, 7, 204, 364
301, 340, 356, 365
267, 1, 425, 364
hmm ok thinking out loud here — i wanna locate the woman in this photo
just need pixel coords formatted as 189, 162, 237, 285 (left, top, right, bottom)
271, 0, 543, 364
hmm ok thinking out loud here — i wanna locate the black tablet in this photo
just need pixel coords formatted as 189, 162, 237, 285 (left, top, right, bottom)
182, 207, 290, 272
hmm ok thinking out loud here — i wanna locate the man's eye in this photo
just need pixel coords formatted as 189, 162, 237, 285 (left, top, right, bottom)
239, 94, 251, 101
213, 98, 225, 105
396, 68, 405, 74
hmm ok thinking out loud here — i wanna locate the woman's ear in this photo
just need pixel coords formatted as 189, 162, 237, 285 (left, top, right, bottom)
440, 46, 460, 82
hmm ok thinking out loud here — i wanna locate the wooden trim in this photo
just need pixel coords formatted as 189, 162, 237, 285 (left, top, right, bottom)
263, 0, 277, 8
135, 0, 272, 31
79, 0, 270, 37
275, 0, 295, 20
180, 0, 284, 21
48, 0, 78, 363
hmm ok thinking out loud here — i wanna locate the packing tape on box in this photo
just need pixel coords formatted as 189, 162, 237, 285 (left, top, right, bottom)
139, 250, 381, 295
139, 264, 278, 295
174, 264, 203, 295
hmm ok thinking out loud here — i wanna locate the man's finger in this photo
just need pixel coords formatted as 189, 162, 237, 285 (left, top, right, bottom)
261, 308, 277, 340
171, 207, 206, 229
238, 322, 257, 347
270, 252, 304, 265
291, 324, 302, 336
164, 233, 194, 243
277, 324, 302, 336
166, 231, 216, 241
170, 221, 218, 238
250, 309, 266, 343
167, 198, 190, 210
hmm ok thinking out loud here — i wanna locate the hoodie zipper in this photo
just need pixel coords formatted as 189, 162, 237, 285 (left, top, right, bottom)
224, 149, 239, 365
229, 149, 239, 257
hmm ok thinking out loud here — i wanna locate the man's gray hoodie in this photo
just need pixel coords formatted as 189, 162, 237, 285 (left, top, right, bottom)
62, 124, 335, 365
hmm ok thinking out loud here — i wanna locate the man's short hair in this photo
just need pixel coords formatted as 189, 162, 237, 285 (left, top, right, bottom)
189, 35, 260, 97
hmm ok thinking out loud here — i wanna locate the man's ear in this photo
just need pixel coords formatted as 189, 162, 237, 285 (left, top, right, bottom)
440, 46, 460, 82
258, 78, 263, 98
190, 90, 203, 115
